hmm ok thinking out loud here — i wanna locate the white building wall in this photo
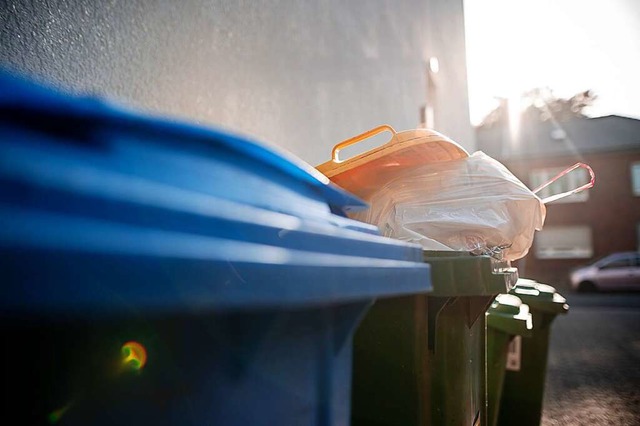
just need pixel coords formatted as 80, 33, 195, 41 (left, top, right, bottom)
1, 0, 474, 164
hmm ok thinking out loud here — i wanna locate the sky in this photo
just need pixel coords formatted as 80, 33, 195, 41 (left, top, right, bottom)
464, 0, 640, 125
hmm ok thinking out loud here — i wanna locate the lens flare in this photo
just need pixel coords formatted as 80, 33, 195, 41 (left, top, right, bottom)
48, 402, 73, 424
121, 341, 147, 371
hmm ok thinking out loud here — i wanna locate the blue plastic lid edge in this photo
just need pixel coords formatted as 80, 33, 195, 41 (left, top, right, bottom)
0, 69, 367, 213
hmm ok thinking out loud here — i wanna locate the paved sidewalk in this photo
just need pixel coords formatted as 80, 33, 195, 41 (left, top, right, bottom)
541, 297, 640, 425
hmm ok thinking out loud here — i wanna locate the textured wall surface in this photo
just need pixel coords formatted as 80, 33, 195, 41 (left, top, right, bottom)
1, 0, 473, 165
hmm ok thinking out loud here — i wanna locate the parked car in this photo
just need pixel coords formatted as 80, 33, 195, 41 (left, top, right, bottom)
569, 252, 640, 292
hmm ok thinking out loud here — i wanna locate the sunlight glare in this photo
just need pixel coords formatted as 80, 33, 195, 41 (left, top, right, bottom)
508, 94, 521, 145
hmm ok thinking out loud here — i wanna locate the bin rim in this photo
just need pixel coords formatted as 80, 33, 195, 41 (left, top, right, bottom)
487, 294, 534, 337
510, 280, 569, 314
0, 69, 367, 214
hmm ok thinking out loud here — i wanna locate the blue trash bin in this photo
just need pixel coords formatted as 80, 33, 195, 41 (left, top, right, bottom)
0, 71, 431, 426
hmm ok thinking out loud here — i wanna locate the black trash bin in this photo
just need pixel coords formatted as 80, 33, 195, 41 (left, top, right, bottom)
486, 293, 533, 426
497, 279, 569, 426
351, 251, 518, 426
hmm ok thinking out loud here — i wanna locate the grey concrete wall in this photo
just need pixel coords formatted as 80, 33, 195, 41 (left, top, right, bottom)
425, 0, 474, 150
1, 0, 473, 165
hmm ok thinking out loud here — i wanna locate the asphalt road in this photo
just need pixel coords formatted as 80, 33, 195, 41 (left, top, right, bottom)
541, 292, 640, 425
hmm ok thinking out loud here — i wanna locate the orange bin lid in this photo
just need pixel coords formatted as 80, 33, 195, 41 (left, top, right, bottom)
317, 125, 469, 201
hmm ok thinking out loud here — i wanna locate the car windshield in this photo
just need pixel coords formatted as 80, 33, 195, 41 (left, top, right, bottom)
593, 253, 639, 268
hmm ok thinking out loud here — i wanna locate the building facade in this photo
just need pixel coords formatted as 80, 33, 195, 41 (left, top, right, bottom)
478, 113, 640, 288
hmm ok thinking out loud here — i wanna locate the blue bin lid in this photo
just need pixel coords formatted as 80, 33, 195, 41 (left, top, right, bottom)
0, 70, 431, 317
0, 70, 366, 215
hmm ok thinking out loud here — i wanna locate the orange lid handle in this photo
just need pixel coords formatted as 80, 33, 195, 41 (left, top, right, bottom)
331, 125, 396, 162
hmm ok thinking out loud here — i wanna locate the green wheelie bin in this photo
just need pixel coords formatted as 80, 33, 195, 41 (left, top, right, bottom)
486, 294, 533, 426
351, 251, 518, 426
497, 280, 569, 426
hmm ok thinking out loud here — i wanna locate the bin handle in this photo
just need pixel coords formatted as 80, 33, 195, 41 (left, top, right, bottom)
331, 125, 396, 163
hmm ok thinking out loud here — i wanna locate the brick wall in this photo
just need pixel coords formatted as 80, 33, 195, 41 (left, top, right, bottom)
506, 150, 640, 288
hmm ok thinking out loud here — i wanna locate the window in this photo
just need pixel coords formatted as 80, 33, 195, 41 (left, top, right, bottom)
632, 163, 640, 196
596, 252, 640, 268
535, 226, 593, 259
599, 257, 633, 269
530, 167, 589, 203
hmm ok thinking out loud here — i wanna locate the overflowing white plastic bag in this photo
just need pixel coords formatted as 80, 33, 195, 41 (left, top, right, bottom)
350, 151, 546, 260
317, 125, 594, 261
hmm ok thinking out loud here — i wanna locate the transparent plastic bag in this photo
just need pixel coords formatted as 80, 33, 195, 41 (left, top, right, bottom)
317, 125, 594, 261
350, 151, 546, 260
